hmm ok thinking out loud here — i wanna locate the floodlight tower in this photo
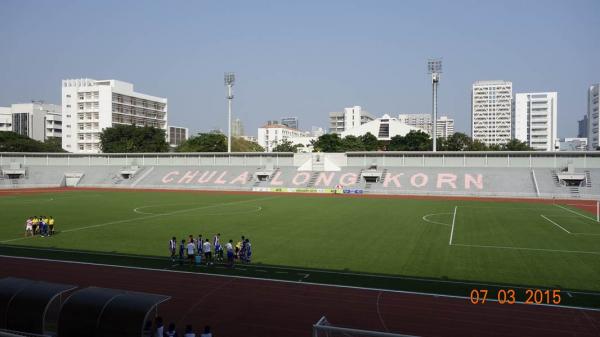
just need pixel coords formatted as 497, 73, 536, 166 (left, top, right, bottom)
224, 72, 235, 153
427, 58, 442, 152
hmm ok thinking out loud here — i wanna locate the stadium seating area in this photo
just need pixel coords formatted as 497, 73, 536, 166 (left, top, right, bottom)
2, 152, 600, 199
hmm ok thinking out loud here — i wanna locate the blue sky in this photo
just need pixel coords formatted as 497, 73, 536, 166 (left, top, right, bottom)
1, 0, 598, 137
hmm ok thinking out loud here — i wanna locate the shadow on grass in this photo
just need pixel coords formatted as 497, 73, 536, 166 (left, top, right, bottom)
0, 243, 599, 309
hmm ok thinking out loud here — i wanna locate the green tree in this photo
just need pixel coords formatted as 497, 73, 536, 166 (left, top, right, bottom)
0, 131, 65, 152
231, 137, 264, 152
468, 139, 488, 151
503, 139, 532, 151
443, 132, 472, 151
359, 132, 379, 151
272, 140, 298, 152
176, 133, 227, 152
341, 135, 366, 151
312, 133, 343, 152
388, 130, 431, 151
100, 124, 168, 153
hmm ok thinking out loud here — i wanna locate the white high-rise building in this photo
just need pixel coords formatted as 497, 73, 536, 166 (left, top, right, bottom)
436, 116, 455, 139
0, 107, 11, 132
329, 106, 374, 133
513, 92, 557, 151
472, 80, 513, 145
61, 79, 167, 153
588, 84, 600, 150
4, 102, 62, 141
257, 122, 313, 152
398, 113, 454, 138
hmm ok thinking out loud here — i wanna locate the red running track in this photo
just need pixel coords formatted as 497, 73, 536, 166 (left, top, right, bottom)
0, 256, 599, 337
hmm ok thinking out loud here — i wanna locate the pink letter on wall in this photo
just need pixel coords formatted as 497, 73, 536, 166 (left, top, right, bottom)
197, 171, 217, 183
292, 172, 310, 186
465, 174, 483, 190
162, 171, 179, 183
339, 173, 357, 186
315, 172, 335, 186
214, 171, 228, 184
270, 171, 284, 186
436, 173, 457, 189
229, 171, 249, 184
178, 170, 199, 184
410, 173, 428, 188
383, 173, 404, 187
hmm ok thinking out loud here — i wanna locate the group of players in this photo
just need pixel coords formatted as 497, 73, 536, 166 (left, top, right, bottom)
24, 216, 55, 237
169, 233, 252, 267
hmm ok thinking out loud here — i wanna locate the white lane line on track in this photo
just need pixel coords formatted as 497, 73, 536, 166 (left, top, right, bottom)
1, 254, 599, 312
0, 196, 276, 243
376, 291, 389, 333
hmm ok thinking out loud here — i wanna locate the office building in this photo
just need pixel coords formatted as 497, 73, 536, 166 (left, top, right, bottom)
559, 138, 587, 151
232, 118, 244, 137
61, 78, 167, 153
329, 106, 374, 133
472, 80, 513, 145
0, 107, 11, 132
588, 84, 600, 150
281, 117, 299, 130
257, 121, 313, 152
578, 115, 588, 138
1, 102, 62, 141
398, 113, 454, 138
513, 92, 558, 151
167, 126, 189, 147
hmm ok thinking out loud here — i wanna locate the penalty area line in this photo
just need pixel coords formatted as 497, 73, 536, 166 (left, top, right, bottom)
540, 214, 572, 234
449, 206, 457, 245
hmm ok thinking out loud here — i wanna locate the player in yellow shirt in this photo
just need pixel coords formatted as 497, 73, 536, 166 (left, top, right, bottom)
32, 216, 39, 235
48, 216, 55, 236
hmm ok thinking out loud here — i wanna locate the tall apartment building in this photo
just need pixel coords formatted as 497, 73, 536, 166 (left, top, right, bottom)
588, 84, 600, 150
471, 80, 513, 145
398, 113, 454, 138
0, 107, 11, 131
167, 126, 189, 147
1, 102, 62, 141
281, 117, 299, 130
578, 115, 588, 138
513, 92, 557, 151
61, 79, 167, 153
329, 106, 374, 133
232, 118, 244, 137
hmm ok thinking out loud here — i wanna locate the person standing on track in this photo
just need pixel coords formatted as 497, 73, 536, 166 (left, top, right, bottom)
179, 239, 185, 266
169, 237, 177, 262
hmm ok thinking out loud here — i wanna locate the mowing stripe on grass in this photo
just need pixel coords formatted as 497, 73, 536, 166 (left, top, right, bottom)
452, 243, 600, 256
0, 196, 276, 243
540, 214, 572, 234
448, 206, 457, 245
2, 254, 599, 313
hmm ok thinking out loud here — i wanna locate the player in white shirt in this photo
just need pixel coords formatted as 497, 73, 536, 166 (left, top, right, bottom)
202, 239, 212, 265
226, 239, 234, 267
25, 218, 33, 237
186, 240, 196, 266
169, 237, 177, 262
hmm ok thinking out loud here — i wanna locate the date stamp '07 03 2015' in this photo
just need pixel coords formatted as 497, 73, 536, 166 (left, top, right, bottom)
469, 289, 562, 305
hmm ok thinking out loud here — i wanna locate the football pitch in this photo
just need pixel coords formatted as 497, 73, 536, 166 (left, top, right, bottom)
1, 189, 599, 308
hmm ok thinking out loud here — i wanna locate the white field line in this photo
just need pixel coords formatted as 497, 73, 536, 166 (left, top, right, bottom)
554, 204, 597, 222
540, 214, 572, 234
448, 206, 457, 245
134, 204, 263, 216
2, 246, 600, 297
0, 196, 276, 243
1, 254, 599, 313
421, 213, 452, 227
566, 203, 597, 207
452, 243, 600, 256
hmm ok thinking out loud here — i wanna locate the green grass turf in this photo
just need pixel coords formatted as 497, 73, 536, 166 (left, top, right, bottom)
1, 190, 599, 308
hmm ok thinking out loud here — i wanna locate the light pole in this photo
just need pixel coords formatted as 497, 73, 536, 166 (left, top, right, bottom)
224, 72, 235, 153
428, 58, 442, 152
